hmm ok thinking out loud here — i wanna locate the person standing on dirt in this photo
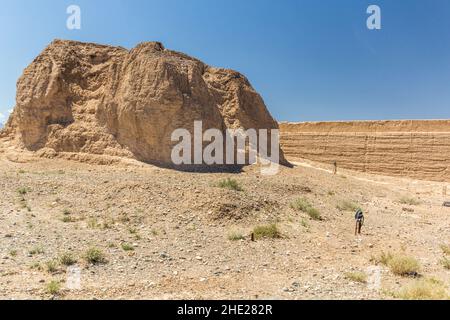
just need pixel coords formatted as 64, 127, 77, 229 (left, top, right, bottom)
354, 208, 364, 236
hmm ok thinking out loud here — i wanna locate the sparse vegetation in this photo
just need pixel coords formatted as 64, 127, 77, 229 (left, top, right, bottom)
59, 252, 77, 266
30, 262, 42, 271
9, 250, 17, 257
228, 231, 245, 241
118, 213, 130, 223
133, 233, 142, 240
46, 280, 61, 295
388, 255, 421, 276
126, 227, 141, 239
374, 252, 421, 276
300, 218, 310, 229
85, 247, 106, 264
336, 200, 360, 212
18, 191, 30, 210
28, 246, 44, 256
217, 178, 243, 191
344, 271, 367, 283
441, 257, 450, 270
378, 251, 394, 265
101, 219, 114, 230
394, 278, 448, 300
398, 196, 421, 206
291, 198, 322, 220
45, 260, 59, 273
87, 217, 100, 229
291, 197, 311, 212
17, 187, 28, 195
441, 244, 450, 256
62, 215, 76, 223
252, 224, 281, 240
121, 243, 135, 251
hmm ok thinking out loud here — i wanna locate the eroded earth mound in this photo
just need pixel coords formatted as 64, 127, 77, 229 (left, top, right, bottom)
1, 40, 285, 166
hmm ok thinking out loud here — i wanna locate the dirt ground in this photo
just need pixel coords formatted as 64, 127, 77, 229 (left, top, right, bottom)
0, 148, 449, 300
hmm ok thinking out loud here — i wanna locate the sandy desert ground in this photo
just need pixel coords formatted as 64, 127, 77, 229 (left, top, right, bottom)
0, 146, 449, 300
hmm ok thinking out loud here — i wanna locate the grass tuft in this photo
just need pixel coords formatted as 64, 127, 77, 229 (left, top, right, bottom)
28, 246, 44, 256
388, 255, 421, 276
300, 218, 310, 231
440, 244, 450, 256
344, 271, 367, 283
441, 257, 450, 270
398, 196, 421, 206
59, 252, 77, 266
395, 278, 449, 300
228, 231, 245, 241
85, 247, 106, 264
17, 187, 28, 195
121, 243, 135, 251
291, 198, 322, 220
62, 215, 76, 223
87, 217, 100, 229
336, 200, 360, 212
45, 260, 59, 273
217, 178, 243, 191
252, 224, 281, 240
46, 280, 61, 295
374, 252, 421, 276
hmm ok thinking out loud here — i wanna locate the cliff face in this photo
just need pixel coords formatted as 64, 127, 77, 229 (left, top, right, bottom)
280, 120, 450, 182
3, 40, 285, 165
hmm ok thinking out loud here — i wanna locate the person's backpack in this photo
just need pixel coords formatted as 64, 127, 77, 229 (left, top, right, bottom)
355, 209, 363, 220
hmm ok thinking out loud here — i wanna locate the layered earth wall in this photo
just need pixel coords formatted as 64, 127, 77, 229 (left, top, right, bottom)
279, 120, 450, 182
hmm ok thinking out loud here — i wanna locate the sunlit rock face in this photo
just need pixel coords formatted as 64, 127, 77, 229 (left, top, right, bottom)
5, 40, 286, 166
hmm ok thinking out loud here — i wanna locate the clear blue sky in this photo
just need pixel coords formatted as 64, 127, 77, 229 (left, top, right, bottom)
0, 0, 450, 124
